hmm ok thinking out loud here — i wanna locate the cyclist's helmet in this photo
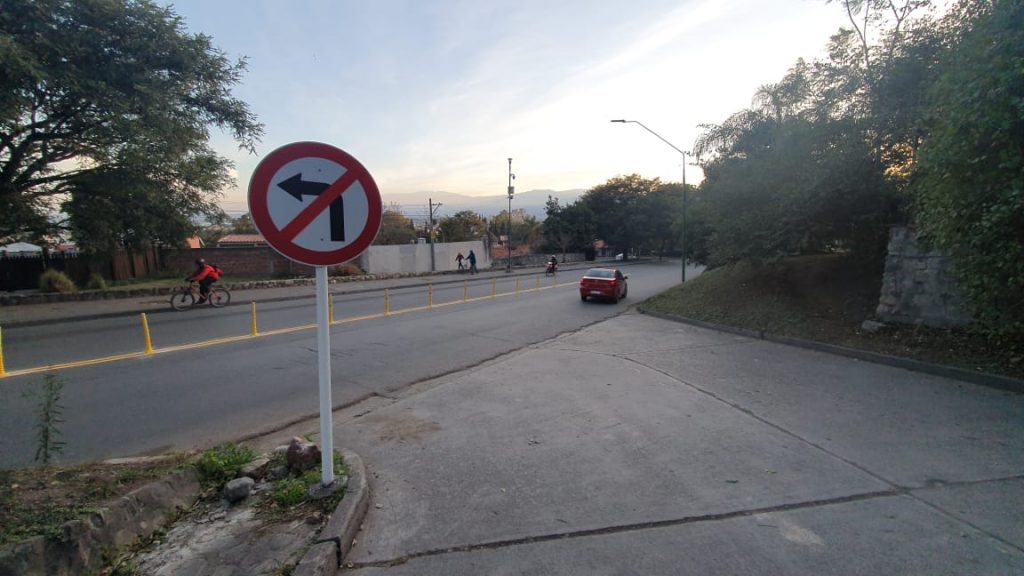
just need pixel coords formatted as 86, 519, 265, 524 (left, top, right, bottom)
195, 258, 206, 266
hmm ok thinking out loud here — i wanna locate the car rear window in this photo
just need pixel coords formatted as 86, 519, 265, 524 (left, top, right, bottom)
585, 269, 614, 278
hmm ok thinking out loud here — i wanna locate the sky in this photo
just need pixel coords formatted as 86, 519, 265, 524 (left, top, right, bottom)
165, 0, 854, 213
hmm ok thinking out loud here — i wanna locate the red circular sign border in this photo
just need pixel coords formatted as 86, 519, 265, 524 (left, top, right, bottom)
249, 142, 382, 267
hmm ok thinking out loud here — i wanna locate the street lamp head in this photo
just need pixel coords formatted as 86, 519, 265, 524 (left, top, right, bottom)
610, 119, 627, 123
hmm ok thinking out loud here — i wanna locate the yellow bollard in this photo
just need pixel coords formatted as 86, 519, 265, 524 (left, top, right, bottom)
0, 324, 6, 376
463, 281, 468, 302
492, 278, 497, 297
385, 289, 390, 316
140, 313, 153, 354
535, 276, 540, 290
251, 302, 258, 336
428, 284, 433, 308
515, 275, 520, 294
329, 293, 335, 323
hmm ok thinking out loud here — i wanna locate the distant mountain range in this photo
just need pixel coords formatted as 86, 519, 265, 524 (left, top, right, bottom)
224, 188, 587, 221
380, 189, 587, 220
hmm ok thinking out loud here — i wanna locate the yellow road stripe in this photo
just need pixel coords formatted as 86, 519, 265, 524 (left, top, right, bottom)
1, 280, 579, 379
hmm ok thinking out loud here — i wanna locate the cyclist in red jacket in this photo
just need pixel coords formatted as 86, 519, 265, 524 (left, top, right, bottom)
186, 258, 221, 303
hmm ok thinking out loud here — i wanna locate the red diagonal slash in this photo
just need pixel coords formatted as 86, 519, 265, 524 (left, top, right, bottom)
280, 169, 361, 241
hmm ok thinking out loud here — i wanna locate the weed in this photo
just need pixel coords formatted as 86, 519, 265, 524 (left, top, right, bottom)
272, 478, 307, 507
23, 374, 66, 464
192, 443, 258, 489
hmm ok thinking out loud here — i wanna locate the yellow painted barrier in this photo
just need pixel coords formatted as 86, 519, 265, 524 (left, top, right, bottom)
428, 284, 433, 308
0, 324, 5, 376
0, 280, 583, 379
515, 276, 520, 294
535, 276, 540, 290
463, 281, 468, 302
140, 313, 153, 354
329, 294, 335, 323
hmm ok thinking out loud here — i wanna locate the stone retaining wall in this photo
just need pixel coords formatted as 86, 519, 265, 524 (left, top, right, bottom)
0, 468, 200, 576
876, 227, 972, 328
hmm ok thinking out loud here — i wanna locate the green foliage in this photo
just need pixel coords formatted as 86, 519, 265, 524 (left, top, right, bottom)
85, 273, 107, 291
192, 443, 258, 489
38, 269, 77, 293
913, 0, 1024, 342
543, 196, 594, 255
489, 208, 543, 250
0, 0, 263, 249
577, 175, 664, 259
439, 210, 487, 242
23, 375, 66, 464
374, 209, 417, 245
272, 478, 307, 507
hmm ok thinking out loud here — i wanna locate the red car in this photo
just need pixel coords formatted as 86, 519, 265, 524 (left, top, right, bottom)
579, 267, 628, 302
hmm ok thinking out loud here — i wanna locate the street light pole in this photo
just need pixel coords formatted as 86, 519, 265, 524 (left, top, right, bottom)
611, 119, 687, 282
507, 158, 515, 273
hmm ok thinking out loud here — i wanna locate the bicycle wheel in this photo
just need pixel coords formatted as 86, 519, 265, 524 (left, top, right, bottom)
208, 287, 231, 308
170, 289, 195, 310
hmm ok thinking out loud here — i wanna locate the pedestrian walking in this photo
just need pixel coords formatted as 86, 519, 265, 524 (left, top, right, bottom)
456, 252, 465, 271
467, 249, 477, 274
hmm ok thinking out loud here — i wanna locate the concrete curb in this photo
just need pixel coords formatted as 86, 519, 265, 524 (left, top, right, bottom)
294, 449, 370, 576
0, 467, 201, 576
638, 308, 1024, 394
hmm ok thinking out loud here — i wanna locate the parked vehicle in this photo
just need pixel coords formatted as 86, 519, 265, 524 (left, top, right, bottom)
579, 267, 628, 302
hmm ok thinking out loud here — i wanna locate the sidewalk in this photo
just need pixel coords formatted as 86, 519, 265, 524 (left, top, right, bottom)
0, 261, 613, 328
330, 312, 1024, 574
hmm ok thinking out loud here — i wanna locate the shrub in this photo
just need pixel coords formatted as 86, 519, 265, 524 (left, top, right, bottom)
328, 263, 363, 277
193, 443, 258, 488
38, 269, 76, 293
85, 273, 107, 290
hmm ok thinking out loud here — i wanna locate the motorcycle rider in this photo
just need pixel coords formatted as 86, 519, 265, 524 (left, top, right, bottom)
546, 255, 558, 273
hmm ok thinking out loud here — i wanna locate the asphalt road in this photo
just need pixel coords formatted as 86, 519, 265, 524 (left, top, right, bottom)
0, 261, 695, 468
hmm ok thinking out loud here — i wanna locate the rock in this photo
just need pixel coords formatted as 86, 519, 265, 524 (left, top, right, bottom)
286, 438, 322, 473
267, 465, 290, 481
223, 477, 255, 503
238, 458, 270, 480
860, 320, 887, 333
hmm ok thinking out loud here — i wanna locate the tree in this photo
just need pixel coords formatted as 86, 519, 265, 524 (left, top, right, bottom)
232, 213, 257, 234
439, 210, 486, 242
578, 175, 662, 260
543, 196, 595, 258
488, 208, 542, 250
913, 0, 1024, 342
374, 208, 417, 245
0, 0, 263, 251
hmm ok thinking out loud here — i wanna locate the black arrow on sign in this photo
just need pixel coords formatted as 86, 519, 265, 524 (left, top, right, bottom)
278, 173, 345, 242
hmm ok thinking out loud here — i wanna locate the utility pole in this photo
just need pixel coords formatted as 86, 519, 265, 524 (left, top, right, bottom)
428, 198, 441, 272
507, 158, 514, 273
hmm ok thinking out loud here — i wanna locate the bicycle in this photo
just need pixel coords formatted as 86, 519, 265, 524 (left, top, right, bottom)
169, 282, 231, 310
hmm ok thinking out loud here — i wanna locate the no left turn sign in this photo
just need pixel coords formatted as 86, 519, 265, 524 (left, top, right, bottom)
248, 141, 382, 266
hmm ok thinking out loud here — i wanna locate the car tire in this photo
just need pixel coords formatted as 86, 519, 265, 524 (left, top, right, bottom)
580, 294, 587, 302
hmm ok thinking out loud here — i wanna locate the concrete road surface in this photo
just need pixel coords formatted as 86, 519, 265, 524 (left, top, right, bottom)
331, 313, 1023, 575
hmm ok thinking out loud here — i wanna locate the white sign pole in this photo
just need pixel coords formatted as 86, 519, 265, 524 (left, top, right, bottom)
316, 265, 335, 486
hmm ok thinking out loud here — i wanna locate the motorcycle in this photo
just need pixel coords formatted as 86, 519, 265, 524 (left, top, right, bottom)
545, 261, 559, 275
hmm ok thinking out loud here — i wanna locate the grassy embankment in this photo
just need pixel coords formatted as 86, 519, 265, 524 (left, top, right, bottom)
641, 254, 1022, 380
